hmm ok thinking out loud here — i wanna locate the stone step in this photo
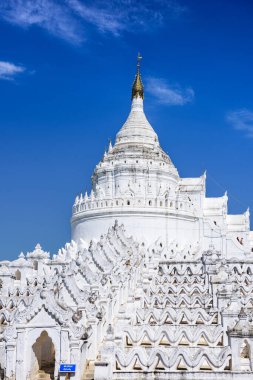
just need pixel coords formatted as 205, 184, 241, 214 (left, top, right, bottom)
83, 360, 95, 380
35, 370, 52, 380
35, 375, 51, 380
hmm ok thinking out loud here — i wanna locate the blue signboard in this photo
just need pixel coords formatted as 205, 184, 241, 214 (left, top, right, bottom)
59, 364, 76, 373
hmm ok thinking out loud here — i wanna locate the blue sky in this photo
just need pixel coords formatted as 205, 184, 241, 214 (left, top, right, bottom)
0, 0, 253, 260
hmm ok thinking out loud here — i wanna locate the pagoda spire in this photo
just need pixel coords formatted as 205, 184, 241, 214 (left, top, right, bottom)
131, 52, 144, 100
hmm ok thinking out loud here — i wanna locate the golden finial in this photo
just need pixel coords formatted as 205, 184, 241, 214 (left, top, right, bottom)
132, 52, 144, 100
137, 52, 142, 70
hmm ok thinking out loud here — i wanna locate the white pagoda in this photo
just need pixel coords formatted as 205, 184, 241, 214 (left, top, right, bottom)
0, 57, 253, 380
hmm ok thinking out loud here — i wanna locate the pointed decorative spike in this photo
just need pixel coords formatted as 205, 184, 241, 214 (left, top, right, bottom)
141, 334, 151, 346
155, 358, 165, 370
108, 140, 113, 153
159, 334, 170, 346
198, 334, 209, 346
116, 361, 121, 370
196, 315, 204, 324
132, 53, 144, 100
126, 336, 133, 346
133, 358, 142, 370
177, 358, 188, 370
178, 335, 189, 346
199, 359, 212, 370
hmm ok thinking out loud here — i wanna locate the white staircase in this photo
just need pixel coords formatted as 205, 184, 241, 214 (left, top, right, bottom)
83, 360, 95, 380
34, 369, 53, 380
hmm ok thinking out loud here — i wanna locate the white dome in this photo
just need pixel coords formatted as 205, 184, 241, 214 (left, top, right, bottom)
115, 97, 159, 149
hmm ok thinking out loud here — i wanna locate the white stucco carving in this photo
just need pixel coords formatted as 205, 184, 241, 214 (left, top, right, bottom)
0, 63, 253, 380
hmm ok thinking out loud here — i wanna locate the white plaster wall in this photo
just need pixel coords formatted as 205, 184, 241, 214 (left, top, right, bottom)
72, 210, 201, 247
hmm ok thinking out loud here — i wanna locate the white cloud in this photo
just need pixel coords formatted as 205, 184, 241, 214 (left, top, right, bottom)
226, 109, 253, 138
67, 0, 125, 36
145, 77, 194, 106
0, 61, 25, 80
0, 0, 186, 44
0, 0, 84, 44
67, 0, 186, 35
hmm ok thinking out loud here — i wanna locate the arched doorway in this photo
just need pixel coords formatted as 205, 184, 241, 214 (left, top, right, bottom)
32, 331, 55, 379
240, 340, 251, 371
15, 270, 21, 280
